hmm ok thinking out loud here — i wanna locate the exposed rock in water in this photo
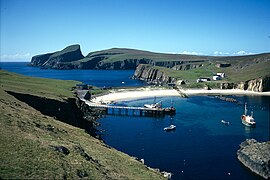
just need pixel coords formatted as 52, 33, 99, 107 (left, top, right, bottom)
237, 139, 270, 179
215, 96, 237, 103
133, 64, 176, 85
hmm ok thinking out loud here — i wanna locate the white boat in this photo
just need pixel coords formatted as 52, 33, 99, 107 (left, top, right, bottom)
221, 120, 230, 125
241, 103, 256, 127
164, 125, 176, 131
144, 102, 162, 109
144, 97, 162, 109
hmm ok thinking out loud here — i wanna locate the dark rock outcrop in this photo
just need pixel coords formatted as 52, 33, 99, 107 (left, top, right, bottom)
50, 145, 70, 155
30, 44, 84, 69
172, 63, 203, 70
30, 53, 54, 66
93, 58, 150, 70
133, 64, 176, 85
237, 139, 270, 179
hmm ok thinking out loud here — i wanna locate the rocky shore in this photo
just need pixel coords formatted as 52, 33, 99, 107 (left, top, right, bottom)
237, 139, 270, 179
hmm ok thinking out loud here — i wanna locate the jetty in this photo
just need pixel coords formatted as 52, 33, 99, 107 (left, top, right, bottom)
83, 100, 176, 117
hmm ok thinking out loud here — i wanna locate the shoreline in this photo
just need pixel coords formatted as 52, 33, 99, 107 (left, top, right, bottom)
91, 88, 270, 103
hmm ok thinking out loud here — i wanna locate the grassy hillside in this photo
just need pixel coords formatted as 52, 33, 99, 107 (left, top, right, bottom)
144, 55, 270, 88
79, 48, 210, 63
0, 70, 77, 101
0, 70, 164, 179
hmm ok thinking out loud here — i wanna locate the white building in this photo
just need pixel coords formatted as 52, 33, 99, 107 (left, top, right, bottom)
213, 75, 221, 81
197, 78, 211, 83
217, 73, 225, 78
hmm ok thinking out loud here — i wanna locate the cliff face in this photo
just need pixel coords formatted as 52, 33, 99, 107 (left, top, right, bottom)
6, 91, 103, 137
96, 59, 151, 70
220, 75, 270, 92
172, 63, 203, 70
237, 139, 270, 179
30, 53, 54, 66
30, 44, 84, 69
133, 64, 176, 85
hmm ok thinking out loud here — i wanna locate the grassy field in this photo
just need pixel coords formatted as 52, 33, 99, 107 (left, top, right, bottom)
0, 70, 164, 179
0, 70, 77, 101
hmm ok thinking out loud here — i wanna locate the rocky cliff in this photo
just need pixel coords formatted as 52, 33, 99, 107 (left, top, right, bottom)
237, 139, 270, 179
220, 75, 270, 92
172, 63, 203, 70
133, 64, 176, 85
30, 44, 84, 69
78, 58, 151, 70
6, 91, 104, 137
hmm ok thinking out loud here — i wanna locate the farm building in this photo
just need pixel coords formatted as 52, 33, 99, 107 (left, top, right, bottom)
216, 72, 225, 78
197, 78, 211, 83
212, 75, 221, 81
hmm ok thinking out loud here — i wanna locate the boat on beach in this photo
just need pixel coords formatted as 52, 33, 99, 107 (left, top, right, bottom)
241, 103, 256, 127
164, 125, 176, 131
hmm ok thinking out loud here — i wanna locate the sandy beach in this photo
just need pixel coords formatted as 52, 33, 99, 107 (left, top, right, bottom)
91, 88, 270, 104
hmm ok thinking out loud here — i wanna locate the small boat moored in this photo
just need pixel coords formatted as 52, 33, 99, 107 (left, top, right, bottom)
164, 125, 176, 131
241, 103, 256, 127
221, 120, 230, 125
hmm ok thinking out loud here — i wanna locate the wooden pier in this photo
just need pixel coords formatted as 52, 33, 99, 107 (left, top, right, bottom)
84, 101, 176, 117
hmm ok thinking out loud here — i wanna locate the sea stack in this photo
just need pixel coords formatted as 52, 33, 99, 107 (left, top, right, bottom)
237, 139, 270, 179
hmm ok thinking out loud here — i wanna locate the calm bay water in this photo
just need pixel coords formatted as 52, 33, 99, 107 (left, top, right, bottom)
1, 62, 269, 179
0, 62, 145, 87
98, 96, 269, 179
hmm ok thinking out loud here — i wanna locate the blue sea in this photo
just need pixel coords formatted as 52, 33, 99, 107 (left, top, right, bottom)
0, 62, 145, 87
1, 62, 269, 179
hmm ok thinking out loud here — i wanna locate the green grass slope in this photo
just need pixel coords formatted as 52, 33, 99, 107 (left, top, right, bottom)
78, 48, 210, 63
0, 70, 164, 179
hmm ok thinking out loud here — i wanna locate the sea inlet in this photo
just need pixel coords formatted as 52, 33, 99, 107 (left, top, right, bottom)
1, 62, 269, 179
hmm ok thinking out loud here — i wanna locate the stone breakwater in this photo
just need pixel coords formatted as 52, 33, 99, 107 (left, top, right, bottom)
237, 139, 270, 179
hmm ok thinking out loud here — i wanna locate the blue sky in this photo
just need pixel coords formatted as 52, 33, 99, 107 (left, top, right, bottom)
1, 0, 269, 61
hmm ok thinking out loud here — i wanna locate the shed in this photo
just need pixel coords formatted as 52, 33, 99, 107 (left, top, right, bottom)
216, 63, 231, 68
216, 73, 225, 78
197, 78, 211, 83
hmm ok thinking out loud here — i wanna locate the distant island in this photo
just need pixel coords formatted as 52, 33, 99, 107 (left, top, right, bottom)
29, 44, 270, 92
